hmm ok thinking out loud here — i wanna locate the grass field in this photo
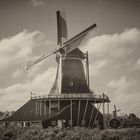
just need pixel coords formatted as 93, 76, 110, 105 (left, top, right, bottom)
0, 124, 140, 140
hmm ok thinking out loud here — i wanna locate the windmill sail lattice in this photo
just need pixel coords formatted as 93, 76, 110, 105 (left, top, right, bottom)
26, 23, 96, 70
57, 10, 68, 46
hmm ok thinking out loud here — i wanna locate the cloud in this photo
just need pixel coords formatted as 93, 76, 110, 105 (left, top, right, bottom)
133, 58, 140, 70
0, 30, 42, 70
82, 28, 140, 84
108, 76, 130, 92
0, 67, 56, 111
85, 28, 140, 117
0, 28, 57, 111
29, 67, 56, 92
89, 59, 107, 76
107, 77, 139, 116
31, 0, 46, 6
1, 27, 140, 118
12, 70, 22, 78
82, 28, 140, 58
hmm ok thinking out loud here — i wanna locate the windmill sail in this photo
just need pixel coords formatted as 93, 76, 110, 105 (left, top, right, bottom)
26, 48, 57, 70
60, 33, 86, 55
59, 23, 97, 55
26, 23, 96, 70
57, 11, 68, 46
26, 11, 96, 70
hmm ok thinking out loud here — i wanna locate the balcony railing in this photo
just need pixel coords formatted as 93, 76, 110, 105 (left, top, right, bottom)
31, 93, 110, 101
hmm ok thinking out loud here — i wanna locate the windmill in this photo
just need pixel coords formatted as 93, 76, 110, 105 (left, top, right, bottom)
109, 105, 121, 128
1, 11, 110, 129
113, 105, 121, 118
27, 11, 97, 96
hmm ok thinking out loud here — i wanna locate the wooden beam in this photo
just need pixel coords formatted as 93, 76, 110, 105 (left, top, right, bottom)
92, 103, 101, 128
40, 101, 42, 116
49, 100, 51, 115
88, 102, 95, 127
77, 100, 81, 126
35, 101, 38, 116
102, 93, 105, 129
107, 102, 110, 118
82, 100, 89, 124
44, 100, 46, 116
70, 100, 73, 128
58, 99, 60, 111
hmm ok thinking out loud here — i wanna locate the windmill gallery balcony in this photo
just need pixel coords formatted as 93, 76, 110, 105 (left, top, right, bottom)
31, 93, 110, 103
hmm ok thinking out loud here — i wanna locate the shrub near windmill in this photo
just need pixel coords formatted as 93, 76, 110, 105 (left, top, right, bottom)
1, 11, 110, 129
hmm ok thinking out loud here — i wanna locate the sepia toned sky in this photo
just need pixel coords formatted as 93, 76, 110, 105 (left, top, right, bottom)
0, 0, 140, 117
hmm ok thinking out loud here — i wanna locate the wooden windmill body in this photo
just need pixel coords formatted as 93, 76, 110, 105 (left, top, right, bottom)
1, 11, 110, 129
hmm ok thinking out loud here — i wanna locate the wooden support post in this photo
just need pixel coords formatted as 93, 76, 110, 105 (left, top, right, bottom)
77, 100, 81, 126
38, 101, 39, 116
58, 100, 60, 111
44, 100, 46, 116
35, 101, 38, 116
92, 103, 101, 128
40, 101, 42, 116
49, 100, 51, 115
107, 102, 110, 118
102, 93, 105, 129
88, 103, 95, 127
82, 100, 88, 125
88, 98, 96, 127
70, 100, 73, 128
37, 101, 39, 116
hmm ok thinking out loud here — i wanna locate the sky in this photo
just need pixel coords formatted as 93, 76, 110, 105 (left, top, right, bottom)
0, 0, 140, 117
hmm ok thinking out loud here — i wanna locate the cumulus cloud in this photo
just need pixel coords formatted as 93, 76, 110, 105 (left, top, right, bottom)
12, 70, 22, 78
1, 27, 140, 117
83, 28, 140, 58
108, 76, 130, 92
107, 77, 139, 116
0, 30, 42, 70
89, 59, 107, 76
81, 28, 140, 116
0, 67, 56, 111
0, 29, 57, 111
29, 67, 56, 92
81, 28, 140, 80
133, 58, 140, 70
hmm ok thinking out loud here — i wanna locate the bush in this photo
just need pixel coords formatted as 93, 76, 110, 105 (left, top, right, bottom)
0, 124, 140, 140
